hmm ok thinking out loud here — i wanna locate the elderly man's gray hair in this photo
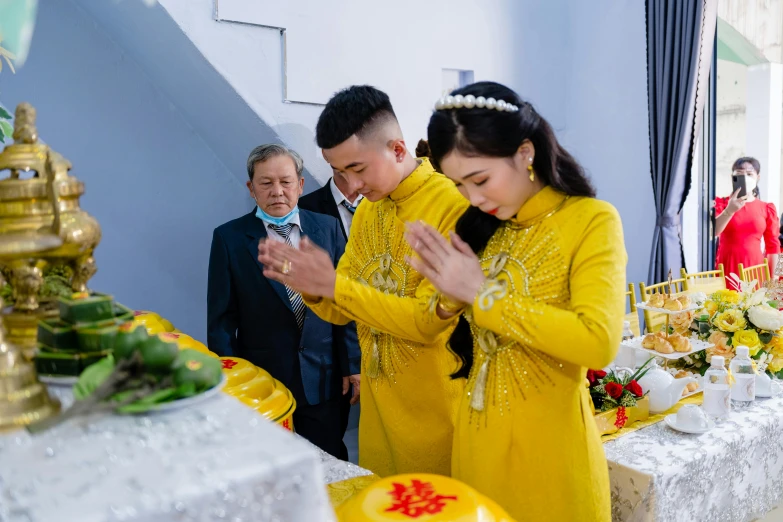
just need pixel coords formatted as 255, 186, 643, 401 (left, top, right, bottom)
246, 144, 304, 180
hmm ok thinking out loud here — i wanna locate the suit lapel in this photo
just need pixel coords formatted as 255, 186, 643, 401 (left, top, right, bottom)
245, 213, 294, 313
299, 209, 326, 251
297, 210, 328, 333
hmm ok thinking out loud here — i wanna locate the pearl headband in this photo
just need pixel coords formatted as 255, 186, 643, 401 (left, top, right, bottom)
434, 94, 519, 112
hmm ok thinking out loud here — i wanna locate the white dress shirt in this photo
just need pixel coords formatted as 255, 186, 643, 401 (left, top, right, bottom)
329, 179, 362, 236
259, 210, 303, 248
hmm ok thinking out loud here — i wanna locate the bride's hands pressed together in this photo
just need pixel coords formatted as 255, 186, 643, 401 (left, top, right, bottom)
405, 221, 485, 307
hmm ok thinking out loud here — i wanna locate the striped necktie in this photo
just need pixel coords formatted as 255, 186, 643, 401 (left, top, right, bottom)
267, 223, 306, 330
341, 200, 357, 214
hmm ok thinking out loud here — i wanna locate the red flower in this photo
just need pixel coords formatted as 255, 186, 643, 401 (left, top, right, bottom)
594, 370, 607, 380
587, 369, 596, 384
605, 382, 623, 399
624, 380, 643, 398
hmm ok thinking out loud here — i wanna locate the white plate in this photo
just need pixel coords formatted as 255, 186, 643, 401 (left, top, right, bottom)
637, 303, 703, 315
664, 414, 715, 434
121, 374, 227, 414
621, 336, 713, 360
40, 375, 79, 386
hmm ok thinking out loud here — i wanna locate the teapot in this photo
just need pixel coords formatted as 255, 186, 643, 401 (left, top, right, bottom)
637, 360, 695, 413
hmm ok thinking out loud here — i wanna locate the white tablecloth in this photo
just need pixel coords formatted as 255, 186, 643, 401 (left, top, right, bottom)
604, 396, 783, 522
12, 388, 778, 522
0, 387, 336, 522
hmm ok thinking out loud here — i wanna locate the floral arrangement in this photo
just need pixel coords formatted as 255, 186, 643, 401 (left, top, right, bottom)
681, 276, 783, 378
588, 360, 652, 412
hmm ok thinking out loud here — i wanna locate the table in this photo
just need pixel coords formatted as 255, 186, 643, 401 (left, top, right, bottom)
604, 396, 783, 522
0, 387, 336, 522
312, 397, 783, 522
8, 389, 779, 522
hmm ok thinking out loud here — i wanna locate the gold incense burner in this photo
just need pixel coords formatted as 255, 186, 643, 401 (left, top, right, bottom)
0, 157, 64, 431
0, 103, 101, 354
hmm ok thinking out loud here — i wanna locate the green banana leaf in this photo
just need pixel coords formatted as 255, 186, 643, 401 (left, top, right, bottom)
72, 351, 220, 414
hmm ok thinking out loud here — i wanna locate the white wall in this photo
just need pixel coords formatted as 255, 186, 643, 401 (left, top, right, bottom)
719, 0, 783, 63
716, 59, 748, 199
159, 0, 655, 286
158, 0, 550, 184
746, 63, 783, 212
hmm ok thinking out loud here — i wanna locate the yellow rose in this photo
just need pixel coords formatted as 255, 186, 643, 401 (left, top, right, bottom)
766, 334, 783, 353
733, 329, 762, 356
769, 341, 783, 362
769, 356, 783, 373
714, 289, 741, 305
712, 309, 747, 332
704, 300, 719, 316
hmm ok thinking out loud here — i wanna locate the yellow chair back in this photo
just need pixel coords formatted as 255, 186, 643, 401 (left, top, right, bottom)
625, 283, 640, 337
681, 264, 726, 295
738, 262, 771, 290
638, 278, 687, 333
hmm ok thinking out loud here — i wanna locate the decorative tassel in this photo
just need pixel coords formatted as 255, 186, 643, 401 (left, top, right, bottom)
470, 359, 490, 411
366, 331, 381, 379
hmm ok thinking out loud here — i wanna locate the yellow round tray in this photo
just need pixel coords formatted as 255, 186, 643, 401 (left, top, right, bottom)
224, 372, 276, 400
219, 357, 259, 387
336, 473, 513, 522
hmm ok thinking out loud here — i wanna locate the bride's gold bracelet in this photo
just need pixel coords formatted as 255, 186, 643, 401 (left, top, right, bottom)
437, 294, 467, 315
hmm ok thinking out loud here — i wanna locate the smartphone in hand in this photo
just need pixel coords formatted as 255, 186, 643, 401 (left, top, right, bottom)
732, 174, 748, 198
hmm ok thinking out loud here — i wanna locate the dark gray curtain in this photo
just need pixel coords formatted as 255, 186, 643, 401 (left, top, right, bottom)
646, 0, 717, 284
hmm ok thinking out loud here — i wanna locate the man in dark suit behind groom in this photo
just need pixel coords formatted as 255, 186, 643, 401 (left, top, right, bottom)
299, 170, 362, 240
208, 144, 360, 459
299, 170, 363, 454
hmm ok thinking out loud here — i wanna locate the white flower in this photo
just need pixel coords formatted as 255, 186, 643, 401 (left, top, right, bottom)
728, 273, 757, 295
746, 289, 769, 308
748, 305, 783, 331
690, 292, 707, 305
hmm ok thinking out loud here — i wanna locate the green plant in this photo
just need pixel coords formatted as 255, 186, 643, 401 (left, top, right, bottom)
0, 102, 12, 144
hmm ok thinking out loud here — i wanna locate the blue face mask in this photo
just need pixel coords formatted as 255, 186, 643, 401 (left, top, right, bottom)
256, 205, 299, 226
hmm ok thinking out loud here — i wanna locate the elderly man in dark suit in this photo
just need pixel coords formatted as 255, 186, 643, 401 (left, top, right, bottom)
207, 144, 360, 459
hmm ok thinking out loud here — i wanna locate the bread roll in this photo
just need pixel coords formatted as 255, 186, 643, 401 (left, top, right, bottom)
663, 298, 683, 311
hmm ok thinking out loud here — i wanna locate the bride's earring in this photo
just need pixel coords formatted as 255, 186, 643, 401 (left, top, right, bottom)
528, 158, 535, 182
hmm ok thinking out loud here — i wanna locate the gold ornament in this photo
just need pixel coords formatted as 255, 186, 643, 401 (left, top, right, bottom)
0, 103, 102, 354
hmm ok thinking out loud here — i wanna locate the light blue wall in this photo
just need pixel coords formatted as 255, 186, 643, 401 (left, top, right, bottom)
512, 0, 572, 134
0, 0, 314, 341
561, 1, 655, 288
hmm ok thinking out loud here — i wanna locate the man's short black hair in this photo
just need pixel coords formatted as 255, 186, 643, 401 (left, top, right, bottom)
315, 85, 398, 149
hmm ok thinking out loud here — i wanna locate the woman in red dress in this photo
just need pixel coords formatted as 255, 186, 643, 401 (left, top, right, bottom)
715, 157, 780, 282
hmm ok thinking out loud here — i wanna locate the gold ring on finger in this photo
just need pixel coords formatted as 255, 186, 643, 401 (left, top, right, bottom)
282, 259, 292, 275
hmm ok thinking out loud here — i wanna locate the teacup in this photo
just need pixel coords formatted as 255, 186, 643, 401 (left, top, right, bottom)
757, 372, 772, 396
676, 404, 709, 431
614, 345, 636, 369
771, 380, 782, 397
